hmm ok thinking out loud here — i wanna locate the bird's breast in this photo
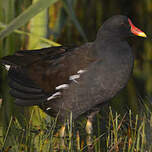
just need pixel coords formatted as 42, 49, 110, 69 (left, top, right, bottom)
48, 42, 134, 120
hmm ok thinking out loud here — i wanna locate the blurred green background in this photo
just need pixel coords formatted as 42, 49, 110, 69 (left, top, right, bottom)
0, 0, 152, 151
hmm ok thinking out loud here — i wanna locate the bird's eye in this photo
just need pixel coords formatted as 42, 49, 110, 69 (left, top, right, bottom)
121, 22, 127, 26
120, 22, 125, 25
121, 22, 130, 29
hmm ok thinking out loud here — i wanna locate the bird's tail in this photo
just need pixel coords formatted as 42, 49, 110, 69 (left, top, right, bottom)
1, 54, 49, 106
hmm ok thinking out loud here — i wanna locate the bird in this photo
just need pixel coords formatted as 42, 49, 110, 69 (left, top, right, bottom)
1, 15, 146, 135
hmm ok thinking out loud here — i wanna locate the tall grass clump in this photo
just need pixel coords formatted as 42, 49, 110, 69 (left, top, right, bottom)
0, 104, 152, 151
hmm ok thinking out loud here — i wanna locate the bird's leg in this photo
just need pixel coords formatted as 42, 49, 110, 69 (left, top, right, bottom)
85, 109, 100, 151
86, 117, 93, 135
59, 124, 66, 138
86, 109, 100, 134
59, 124, 66, 150
54, 123, 66, 150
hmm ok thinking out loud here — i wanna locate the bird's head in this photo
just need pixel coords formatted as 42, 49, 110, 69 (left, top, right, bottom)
97, 15, 147, 39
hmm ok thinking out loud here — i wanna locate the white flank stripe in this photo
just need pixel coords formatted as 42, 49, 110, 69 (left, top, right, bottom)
4, 65, 10, 71
46, 107, 51, 110
69, 74, 80, 80
56, 84, 69, 90
47, 92, 61, 101
77, 69, 87, 74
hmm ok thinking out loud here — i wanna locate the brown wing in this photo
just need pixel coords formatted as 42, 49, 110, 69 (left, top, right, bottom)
1, 43, 95, 106
27, 43, 95, 93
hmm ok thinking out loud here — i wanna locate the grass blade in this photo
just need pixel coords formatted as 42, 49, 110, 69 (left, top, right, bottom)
0, 0, 59, 39
0, 22, 61, 46
2, 116, 13, 151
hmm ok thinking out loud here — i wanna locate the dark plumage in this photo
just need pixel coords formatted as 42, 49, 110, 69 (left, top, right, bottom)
1, 15, 146, 121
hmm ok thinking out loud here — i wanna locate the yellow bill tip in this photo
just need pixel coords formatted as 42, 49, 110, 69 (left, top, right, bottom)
137, 32, 147, 38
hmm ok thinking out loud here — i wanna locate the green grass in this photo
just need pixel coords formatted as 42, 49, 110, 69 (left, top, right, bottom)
0, 105, 152, 152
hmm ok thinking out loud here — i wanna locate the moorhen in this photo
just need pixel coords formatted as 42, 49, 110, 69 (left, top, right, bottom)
1, 15, 146, 131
